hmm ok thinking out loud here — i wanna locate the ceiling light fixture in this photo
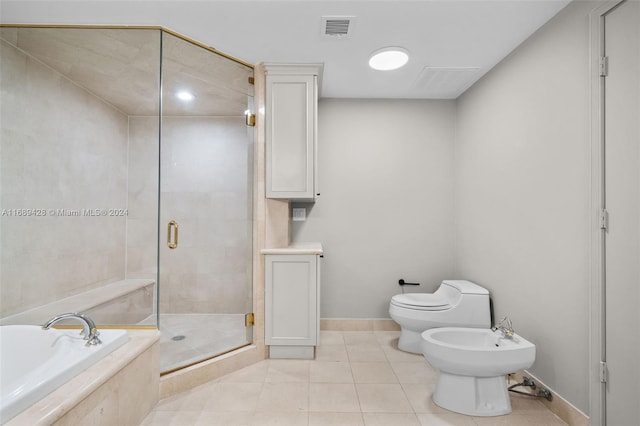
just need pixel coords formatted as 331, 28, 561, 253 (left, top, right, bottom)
368, 47, 409, 71
176, 90, 195, 102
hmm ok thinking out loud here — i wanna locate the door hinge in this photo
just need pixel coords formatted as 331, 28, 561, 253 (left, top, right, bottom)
246, 113, 256, 127
248, 76, 255, 85
245, 313, 255, 327
599, 361, 608, 383
600, 56, 609, 77
600, 209, 609, 230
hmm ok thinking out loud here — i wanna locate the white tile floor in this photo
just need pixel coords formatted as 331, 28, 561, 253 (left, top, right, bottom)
141, 330, 567, 426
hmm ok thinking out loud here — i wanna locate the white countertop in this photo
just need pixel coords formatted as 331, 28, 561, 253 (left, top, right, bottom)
261, 242, 323, 255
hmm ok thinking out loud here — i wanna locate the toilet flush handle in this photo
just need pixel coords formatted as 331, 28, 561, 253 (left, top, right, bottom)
398, 279, 420, 286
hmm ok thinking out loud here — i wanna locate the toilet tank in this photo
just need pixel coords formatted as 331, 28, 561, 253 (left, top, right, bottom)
441, 280, 489, 295
440, 280, 491, 328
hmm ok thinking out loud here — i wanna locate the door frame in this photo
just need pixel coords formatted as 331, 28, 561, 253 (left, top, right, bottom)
588, 1, 627, 424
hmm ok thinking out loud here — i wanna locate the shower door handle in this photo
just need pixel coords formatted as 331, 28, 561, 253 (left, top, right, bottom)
167, 220, 179, 249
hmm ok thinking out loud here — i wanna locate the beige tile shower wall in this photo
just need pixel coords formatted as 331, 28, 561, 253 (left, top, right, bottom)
0, 37, 128, 318
126, 116, 160, 281
128, 116, 253, 314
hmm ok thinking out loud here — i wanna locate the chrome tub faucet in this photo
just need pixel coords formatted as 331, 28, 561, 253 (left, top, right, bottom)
42, 312, 102, 346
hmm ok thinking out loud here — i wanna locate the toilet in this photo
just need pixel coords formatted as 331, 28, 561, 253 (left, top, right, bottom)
421, 327, 536, 416
389, 280, 491, 353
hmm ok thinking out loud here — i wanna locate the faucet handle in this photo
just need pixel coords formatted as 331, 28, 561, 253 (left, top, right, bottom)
503, 316, 513, 329
496, 316, 511, 327
85, 330, 102, 346
493, 316, 515, 337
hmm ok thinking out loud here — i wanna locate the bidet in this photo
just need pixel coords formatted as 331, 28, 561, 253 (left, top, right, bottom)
421, 327, 536, 416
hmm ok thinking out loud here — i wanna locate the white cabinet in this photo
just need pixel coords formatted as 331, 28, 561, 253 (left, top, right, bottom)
265, 252, 321, 359
265, 64, 322, 201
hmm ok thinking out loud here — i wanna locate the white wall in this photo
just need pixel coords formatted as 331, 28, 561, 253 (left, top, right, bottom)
454, 1, 598, 414
292, 99, 456, 318
292, 1, 599, 413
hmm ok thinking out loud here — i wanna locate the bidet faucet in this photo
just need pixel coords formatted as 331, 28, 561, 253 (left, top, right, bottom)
491, 316, 515, 338
42, 312, 102, 346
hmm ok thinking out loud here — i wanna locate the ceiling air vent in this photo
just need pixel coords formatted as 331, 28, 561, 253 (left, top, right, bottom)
413, 67, 481, 99
321, 16, 355, 38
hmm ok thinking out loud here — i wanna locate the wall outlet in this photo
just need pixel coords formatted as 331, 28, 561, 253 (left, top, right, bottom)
292, 207, 306, 221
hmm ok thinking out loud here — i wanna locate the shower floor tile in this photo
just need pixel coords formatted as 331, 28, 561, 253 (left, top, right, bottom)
154, 313, 250, 372
142, 331, 568, 426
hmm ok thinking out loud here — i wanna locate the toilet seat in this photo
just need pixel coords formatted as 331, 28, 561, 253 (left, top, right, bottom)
390, 293, 451, 311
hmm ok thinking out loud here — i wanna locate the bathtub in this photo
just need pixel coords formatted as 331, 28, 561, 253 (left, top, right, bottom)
0, 325, 127, 424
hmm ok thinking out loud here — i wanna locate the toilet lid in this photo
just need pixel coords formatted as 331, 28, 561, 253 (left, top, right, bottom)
391, 293, 451, 311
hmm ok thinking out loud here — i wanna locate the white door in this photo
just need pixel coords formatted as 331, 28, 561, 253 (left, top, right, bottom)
603, 0, 640, 424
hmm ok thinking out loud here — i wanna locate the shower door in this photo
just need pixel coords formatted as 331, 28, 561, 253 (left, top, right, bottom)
158, 32, 255, 373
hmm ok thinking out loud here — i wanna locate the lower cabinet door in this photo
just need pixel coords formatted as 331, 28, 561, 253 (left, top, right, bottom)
265, 254, 317, 346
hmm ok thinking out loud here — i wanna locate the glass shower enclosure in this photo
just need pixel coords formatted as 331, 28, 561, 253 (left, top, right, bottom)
0, 26, 254, 373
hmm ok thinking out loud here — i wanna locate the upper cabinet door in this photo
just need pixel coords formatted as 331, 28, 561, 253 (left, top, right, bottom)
265, 64, 322, 201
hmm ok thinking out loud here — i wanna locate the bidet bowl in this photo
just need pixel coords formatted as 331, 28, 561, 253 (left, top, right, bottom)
421, 327, 536, 377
